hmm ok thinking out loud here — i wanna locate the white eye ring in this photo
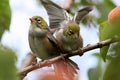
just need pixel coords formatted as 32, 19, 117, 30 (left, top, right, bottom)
69, 29, 74, 35
37, 18, 41, 23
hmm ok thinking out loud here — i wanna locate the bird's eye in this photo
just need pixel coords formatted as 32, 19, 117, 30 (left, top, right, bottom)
36, 18, 41, 24
69, 30, 74, 35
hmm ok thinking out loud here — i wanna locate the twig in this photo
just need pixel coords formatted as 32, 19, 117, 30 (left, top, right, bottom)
20, 52, 36, 69
19, 38, 116, 79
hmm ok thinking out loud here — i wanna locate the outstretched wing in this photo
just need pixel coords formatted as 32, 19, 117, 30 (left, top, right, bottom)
41, 0, 70, 28
73, 6, 93, 24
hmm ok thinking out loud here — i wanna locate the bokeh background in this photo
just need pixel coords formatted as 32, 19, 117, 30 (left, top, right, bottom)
0, 0, 120, 80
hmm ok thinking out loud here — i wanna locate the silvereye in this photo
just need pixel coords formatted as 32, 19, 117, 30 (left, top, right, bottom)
54, 22, 83, 52
39, 1, 92, 80
41, 0, 93, 52
29, 16, 60, 60
29, 16, 79, 80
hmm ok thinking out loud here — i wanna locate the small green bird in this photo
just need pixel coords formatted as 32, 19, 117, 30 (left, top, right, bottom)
39, 1, 93, 80
28, 16, 80, 80
29, 16, 60, 60
28, 1, 93, 79
41, 0, 93, 52
54, 22, 83, 52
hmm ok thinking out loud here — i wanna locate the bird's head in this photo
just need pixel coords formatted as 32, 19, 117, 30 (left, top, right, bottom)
29, 16, 48, 29
63, 22, 80, 40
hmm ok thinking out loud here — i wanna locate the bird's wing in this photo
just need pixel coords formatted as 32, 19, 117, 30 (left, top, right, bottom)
41, 0, 70, 28
73, 6, 93, 24
47, 32, 62, 52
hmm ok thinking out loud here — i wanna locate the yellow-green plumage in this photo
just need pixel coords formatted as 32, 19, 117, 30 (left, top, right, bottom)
65, 23, 80, 33
29, 16, 59, 59
30, 16, 48, 29
32, 1, 93, 79
64, 22, 80, 40
39, 0, 93, 53
54, 21, 83, 52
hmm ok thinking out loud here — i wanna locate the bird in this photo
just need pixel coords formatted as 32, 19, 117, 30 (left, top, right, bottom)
41, 0, 93, 54
40, 0, 93, 80
28, 15, 79, 80
29, 16, 60, 60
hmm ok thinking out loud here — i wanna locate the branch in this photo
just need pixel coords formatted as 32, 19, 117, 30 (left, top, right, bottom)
20, 52, 36, 69
19, 38, 116, 79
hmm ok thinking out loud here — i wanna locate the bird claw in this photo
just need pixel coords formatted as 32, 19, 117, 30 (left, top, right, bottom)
78, 48, 83, 56
31, 58, 37, 65
39, 59, 52, 67
38, 61, 42, 67
60, 53, 66, 61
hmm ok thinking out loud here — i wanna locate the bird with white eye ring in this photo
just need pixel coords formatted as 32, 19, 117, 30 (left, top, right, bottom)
29, 16, 60, 60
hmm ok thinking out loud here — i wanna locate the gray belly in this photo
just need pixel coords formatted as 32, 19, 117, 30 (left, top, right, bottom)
28, 35, 59, 59
29, 35, 49, 59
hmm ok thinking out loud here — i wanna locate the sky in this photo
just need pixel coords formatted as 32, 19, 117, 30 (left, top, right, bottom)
1, 0, 120, 80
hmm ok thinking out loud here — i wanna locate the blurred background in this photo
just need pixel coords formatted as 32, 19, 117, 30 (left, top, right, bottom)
0, 0, 120, 80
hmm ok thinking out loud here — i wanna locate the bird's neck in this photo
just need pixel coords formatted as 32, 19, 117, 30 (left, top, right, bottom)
29, 24, 47, 38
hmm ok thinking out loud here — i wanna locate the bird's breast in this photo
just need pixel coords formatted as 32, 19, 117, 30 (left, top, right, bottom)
29, 34, 58, 59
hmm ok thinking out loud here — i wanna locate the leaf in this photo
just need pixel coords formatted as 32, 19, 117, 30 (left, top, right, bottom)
103, 30, 120, 79
82, 15, 96, 27
99, 19, 120, 61
92, 52, 101, 59
0, 44, 18, 80
103, 58, 120, 80
99, 21, 110, 61
0, 0, 11, 40
100, 46, 109, 62
96, 1, 116, 23
88, 67, 99, 80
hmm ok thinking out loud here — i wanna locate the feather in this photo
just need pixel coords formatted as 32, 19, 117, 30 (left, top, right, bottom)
73, 6, 93, 24
41, 0, 70, 28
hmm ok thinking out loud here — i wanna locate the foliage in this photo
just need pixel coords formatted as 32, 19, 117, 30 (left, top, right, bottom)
0, 44, 18, 80
88, 67, 99, 80
99, 21, 110, 61
102, 20, 120, 80
88, 53, 102, 80
0, 0, 18, 80
72, 0, 116, 26
73, 0, 120, 80
0, 0, 11, 40
103, 42, 120, 80
99, 20, 120, 60
0, 0, 120, 80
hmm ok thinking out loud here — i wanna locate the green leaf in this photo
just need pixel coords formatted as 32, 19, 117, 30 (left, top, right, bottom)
103, 42, 120, 80
99, 21, 108, 41
105, 0, 116, 8
100, 46, 109, 62
99, 19, 120, 61
103, 59, 120, 80
96, 1, 116, 23
82, 15, 96, 27
99, 21, 110, 61
88, 67, 99, 80
92, 53, 101, 59
0, 0, 11, 40
0, 44, 18, 80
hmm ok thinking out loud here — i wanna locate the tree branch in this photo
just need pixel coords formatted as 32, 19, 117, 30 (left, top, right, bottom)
19, 38, 116, 79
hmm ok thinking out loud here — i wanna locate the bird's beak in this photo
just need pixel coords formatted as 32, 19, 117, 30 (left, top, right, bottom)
29, 18, 35, 23
74, 34, 79, 39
